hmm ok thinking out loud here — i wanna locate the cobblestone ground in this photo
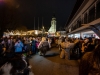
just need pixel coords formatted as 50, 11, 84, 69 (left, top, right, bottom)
29, 47, 79, 75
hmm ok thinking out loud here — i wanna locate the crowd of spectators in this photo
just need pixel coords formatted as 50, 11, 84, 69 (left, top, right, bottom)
0, 35, 100, 75
0, 36, 52, 75
55, 36, 100, 75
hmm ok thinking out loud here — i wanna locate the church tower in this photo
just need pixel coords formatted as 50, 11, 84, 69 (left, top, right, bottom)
48, 14, 56, 34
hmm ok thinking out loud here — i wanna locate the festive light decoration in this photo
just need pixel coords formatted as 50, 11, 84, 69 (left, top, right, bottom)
3, 30, 42, 37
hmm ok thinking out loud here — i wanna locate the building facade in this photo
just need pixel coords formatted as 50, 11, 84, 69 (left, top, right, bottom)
65, 0, 100, 39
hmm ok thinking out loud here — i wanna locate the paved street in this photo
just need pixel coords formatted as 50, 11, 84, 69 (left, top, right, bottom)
29, 47, 79, 75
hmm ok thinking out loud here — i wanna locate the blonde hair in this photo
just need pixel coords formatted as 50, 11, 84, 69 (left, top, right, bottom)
42, 37, 46, 42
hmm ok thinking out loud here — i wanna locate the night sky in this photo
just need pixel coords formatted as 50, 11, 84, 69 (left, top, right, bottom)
17, 0, 77, 30
0, 0, 76, 31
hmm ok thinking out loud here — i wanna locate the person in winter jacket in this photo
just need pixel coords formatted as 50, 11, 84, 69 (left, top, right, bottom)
38, 37, 49, 56
15, 39, 24, 54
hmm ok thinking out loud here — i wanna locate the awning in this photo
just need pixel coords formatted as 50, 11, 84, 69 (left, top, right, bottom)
67, 18, 100, 36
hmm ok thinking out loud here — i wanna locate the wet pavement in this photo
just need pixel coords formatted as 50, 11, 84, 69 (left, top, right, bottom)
29, 47, 79, 75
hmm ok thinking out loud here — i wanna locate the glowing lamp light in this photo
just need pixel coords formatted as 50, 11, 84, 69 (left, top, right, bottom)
10, 32, 14, 35
35, 30, 38, 35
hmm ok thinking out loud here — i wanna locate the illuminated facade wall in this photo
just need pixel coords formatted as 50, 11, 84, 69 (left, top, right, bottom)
48, 17, 56, 34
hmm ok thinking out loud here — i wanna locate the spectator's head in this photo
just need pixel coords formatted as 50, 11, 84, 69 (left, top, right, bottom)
61, 38, 65, 43
42, 37, 46, 41
84, 38, 89, 43
32, 37, 35, 40
18, 40, 21, 43
66, 38, 71, 42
